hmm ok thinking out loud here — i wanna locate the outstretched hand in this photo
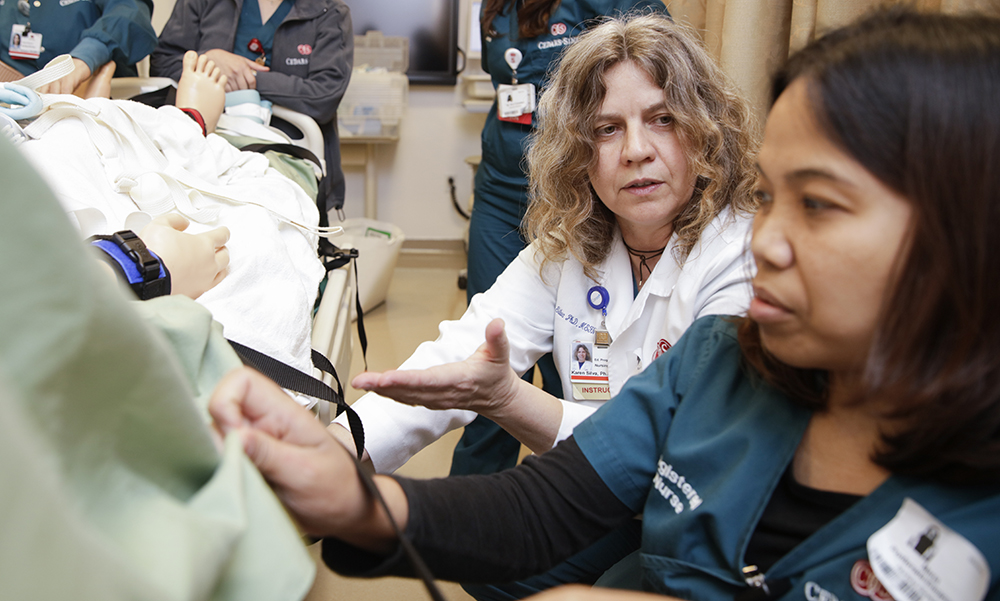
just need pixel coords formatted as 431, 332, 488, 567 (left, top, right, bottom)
209, 367, 405, 548
352, 318, 521, 418
139, 213, 229, 299
352, 318, 565, 453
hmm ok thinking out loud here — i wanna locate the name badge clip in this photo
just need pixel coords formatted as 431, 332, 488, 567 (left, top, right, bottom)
588, 285, 612, 347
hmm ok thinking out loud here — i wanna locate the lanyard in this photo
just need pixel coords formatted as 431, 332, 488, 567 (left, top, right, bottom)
587, 285, 612, 346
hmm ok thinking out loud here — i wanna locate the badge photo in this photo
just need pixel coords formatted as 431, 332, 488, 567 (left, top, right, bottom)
569, 340, 610, 401
8, 24, 41, 60
570, 342, 595, 376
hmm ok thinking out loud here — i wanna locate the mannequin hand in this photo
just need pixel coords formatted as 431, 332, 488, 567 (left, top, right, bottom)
203, 49, 269, 92
210, 367, 404, 547
526, 585, 686, 601
352, 318, 522, 419
36, 58, 91, 94
139, 213, 230, 299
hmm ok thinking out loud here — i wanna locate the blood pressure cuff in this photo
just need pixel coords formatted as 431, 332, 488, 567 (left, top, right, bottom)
88, 230, 171, 300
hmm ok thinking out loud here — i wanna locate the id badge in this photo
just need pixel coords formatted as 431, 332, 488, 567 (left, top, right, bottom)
9, 25, 41, 60
570, 340, 611, 401
866, 498, 990, 601
497, 83, 535, 124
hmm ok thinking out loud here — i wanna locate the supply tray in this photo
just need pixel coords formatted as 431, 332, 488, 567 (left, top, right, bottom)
338, 31, 409, 138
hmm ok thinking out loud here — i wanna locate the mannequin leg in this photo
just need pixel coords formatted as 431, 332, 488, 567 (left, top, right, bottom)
175, 51, 227, 134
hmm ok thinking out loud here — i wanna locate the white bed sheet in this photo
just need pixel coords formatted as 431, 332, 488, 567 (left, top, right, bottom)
18, 96, 327, 405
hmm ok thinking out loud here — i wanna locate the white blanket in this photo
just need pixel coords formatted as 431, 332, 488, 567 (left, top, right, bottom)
19, 97, 326, 405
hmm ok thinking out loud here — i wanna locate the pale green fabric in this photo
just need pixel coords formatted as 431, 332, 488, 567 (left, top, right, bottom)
0, 136, 315, 600
216, 132, 320, 201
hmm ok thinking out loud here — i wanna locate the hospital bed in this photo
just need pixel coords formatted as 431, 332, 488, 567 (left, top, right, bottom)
310, 263, 355, 424
110, 77, 329, 177
110, 77, 354, 422
9, 70, 354, 423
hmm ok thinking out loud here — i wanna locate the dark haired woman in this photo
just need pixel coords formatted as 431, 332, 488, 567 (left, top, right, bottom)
210, 10, 1000, 601
460, 0, 667, 479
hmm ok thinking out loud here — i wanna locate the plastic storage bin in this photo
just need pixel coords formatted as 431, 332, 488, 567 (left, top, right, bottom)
338, 32, 409, 139
338, 72, 408, 137
354, 30, 409, 72
335, 218, 405, 313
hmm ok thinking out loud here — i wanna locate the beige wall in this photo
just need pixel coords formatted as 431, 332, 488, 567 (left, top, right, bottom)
150, 0, 175, 33
340, 88, 486, 239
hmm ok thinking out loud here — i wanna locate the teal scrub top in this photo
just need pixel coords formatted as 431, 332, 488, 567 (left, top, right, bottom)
575, 316, 1000, 600
234, 0, 296, 67
0, 0, 156, 76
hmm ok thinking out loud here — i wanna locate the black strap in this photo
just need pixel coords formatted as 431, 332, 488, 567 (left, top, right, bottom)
239, 142, 323, 172
228, 342, 445, 600
311, 348, 344, 400
319, 236, 354, 271
128, 84, 177, 108
228, 340, 365, 461
308, 242, 435, 596
317, 238, 368, 371
351, 259, 369, 372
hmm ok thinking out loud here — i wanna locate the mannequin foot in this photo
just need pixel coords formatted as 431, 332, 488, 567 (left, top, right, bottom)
74, 61, 116, 99
175, 50, 227, 134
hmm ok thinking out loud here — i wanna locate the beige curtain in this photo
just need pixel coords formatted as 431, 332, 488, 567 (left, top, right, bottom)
665, 0, 1000, 129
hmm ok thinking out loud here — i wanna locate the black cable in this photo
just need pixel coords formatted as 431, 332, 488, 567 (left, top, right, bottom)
352, 455, 448, 601
449, 176, 471, 220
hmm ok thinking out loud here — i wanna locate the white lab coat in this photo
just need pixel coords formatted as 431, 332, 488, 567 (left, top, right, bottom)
341, 208, 754, 473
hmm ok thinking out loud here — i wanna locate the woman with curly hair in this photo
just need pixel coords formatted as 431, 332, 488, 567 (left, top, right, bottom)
332, 14, 755, 597
458, 0, 669, 480
336, 11, 756, 473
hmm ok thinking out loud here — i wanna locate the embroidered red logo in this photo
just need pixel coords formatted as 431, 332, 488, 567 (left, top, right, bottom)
651, 338, 672, 360
851, 560, 895, 601
550, 23, 567, 36
298, 44, 313, 56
